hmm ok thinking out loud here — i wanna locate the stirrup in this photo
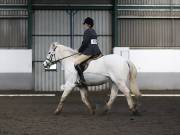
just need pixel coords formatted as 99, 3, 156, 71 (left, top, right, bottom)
75, 80, 86, 87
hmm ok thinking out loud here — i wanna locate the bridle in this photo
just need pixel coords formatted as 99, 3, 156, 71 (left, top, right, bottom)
45, 46, 79, 66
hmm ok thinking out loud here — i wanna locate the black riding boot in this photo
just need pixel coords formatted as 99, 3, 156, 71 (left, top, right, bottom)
75, 64, 86, 85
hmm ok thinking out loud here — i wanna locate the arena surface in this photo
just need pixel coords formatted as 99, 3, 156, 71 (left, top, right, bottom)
0, 92, 180, 135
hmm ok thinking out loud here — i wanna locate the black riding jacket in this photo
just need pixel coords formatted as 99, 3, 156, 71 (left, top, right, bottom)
78, 28, 102, 56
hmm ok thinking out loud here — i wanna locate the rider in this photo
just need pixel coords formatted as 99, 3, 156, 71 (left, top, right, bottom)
74, 17, 102, 85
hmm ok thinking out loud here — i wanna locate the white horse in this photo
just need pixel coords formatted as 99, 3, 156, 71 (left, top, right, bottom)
43, 42, 141, 115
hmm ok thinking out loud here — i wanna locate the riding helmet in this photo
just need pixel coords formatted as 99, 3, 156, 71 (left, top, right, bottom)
83, 17, 94, 27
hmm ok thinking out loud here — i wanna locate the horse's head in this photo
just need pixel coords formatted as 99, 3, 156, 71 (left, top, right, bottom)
43, 42, 78, 69
43, 42, 58, 69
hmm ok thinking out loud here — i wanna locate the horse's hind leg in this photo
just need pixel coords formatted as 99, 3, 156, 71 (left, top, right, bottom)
116, 80, 137, 115
80, 87, 95, 115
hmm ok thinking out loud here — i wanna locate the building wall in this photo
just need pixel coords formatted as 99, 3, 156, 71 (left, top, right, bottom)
117, 0, 180, 48
0, 0, 28, 48
32, 0, 112, 4
115, 0, 180, 89
1, 0, 180, 91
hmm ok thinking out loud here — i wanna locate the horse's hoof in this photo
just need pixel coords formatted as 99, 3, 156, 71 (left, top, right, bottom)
90, 110, 95, 115
54, 109, 61, 115
90, 105, 96, 115
96, 105, 109, 115
130, 109, 141, 116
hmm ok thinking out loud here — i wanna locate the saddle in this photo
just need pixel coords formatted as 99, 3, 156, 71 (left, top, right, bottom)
76, 54, 110, 87
80, 54, 103, 72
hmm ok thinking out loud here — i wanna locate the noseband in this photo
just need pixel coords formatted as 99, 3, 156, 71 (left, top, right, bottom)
46, 46, 57, 65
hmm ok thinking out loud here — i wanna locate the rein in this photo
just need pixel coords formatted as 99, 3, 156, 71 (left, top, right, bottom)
50, 52, 79, 65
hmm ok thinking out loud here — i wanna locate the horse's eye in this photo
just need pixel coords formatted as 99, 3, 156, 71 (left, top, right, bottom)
48, 52, 51, 54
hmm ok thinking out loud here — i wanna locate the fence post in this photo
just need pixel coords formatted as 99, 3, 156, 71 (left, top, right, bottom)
112, 0, 118, 48
28, 0, 32, 49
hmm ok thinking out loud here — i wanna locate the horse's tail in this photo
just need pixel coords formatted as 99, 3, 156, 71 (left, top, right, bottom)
128, 61, 141, 98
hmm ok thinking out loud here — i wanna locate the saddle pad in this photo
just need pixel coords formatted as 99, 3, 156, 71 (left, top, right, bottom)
84, 73, 111, 86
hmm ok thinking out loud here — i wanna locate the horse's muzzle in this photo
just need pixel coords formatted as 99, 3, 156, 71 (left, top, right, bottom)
43, 61, 49, 69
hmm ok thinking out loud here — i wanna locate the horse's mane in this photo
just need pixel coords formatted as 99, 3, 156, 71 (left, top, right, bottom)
55, 42, 78, 54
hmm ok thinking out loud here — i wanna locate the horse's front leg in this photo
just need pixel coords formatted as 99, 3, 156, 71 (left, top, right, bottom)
80, 87, 95, 115
54, 84, 75, 115
106, 84, 118, 111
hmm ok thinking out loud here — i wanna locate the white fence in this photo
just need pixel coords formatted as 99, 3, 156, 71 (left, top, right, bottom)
0, 49, 32, 90
0, 49, 32, 73
114, 47, 180, 90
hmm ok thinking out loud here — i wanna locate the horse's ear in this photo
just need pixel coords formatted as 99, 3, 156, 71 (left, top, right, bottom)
50, 42, 56, 49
